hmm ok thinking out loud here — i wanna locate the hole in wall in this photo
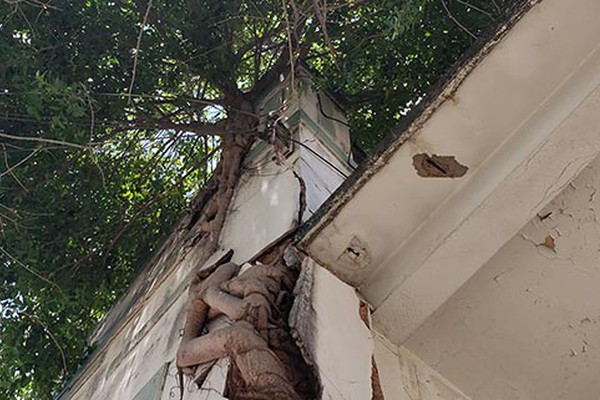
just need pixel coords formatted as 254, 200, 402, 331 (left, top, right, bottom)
412, 153, 468, 178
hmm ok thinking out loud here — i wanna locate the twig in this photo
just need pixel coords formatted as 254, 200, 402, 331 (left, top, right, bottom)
91, 156, 106, 188
441, 0, 477, 40
491, 0, 501, 14
281, 0, 296, 93
127, 0, 153, 105
136, 131, 183, 178
326, 0, 370, 11
456, 0, 495, 21
0, 246, 61, 290
115, 92, 230, 109
16, 5, 34, 37
0, 131, 95, 149
1, 144, 28, 192
21, 0, 61, 11
0, 209, 21, 231
26, 312, 68, 376
0, 90, 232, 111
0, 146, 41, 179
87, 95, 95, 140
311, 0, 340, 71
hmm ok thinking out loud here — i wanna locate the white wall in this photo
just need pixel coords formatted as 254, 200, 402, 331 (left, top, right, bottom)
373, 332, 471, 400
405, 153, 600, 400
291, 258, 373, 400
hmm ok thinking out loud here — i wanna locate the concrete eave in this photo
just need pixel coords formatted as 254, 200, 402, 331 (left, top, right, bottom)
298, 0, 600, 344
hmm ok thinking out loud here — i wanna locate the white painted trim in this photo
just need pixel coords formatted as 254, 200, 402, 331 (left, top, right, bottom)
301, 0, 600, 345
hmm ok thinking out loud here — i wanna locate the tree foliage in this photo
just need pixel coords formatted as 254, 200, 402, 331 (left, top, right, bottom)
0, 0, 518, 398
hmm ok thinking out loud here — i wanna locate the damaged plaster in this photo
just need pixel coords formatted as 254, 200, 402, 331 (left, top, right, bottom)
290, 258, 374, 400
412, 154, 469, 178
58, 72, 355, 400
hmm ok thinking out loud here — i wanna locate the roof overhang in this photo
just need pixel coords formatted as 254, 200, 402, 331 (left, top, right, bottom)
297, 0, 600, 344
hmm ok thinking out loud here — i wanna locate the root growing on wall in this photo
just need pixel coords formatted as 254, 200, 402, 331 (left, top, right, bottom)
174, 103, 317, 399
177, 252, 318, 400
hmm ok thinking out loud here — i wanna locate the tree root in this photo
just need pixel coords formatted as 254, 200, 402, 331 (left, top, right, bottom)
177, 257, 317, 400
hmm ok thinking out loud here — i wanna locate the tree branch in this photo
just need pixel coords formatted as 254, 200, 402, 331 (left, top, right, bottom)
0, 146, 41, 179
0, 132, 96, 149
311, 0, 340, 71
25, 312, 68, 376
127, 0, 153, 104
0, 246, 61, 290
251, 14, 315, 97
456, 0, 495, 21
441, 0, 477, 40
150, 118, 253, 136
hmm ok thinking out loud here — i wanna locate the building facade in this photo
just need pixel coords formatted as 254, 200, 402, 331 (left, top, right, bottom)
60, 1, 600, 399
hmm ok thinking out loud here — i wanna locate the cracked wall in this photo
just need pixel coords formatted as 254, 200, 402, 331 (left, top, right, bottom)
58, 74, 355, 400
404, 153, 600, 400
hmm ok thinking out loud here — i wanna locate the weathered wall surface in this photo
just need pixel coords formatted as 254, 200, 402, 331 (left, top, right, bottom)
298, 0, 600, 356
287, 255, 472, 400
60, 154, 300, 399
290, 257, 373, 400
373, 333, 471, 400
405, 153, 600, 399
58, 76, 356, 400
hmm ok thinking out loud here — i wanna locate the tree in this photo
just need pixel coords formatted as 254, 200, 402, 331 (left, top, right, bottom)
0, 0, 518, 398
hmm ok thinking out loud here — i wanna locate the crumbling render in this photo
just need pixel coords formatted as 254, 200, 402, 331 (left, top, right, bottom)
412, 153, 468, 178
177, 255, 317, 400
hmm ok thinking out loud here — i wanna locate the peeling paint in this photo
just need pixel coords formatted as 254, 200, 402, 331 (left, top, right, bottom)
406, 153, 600, 400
